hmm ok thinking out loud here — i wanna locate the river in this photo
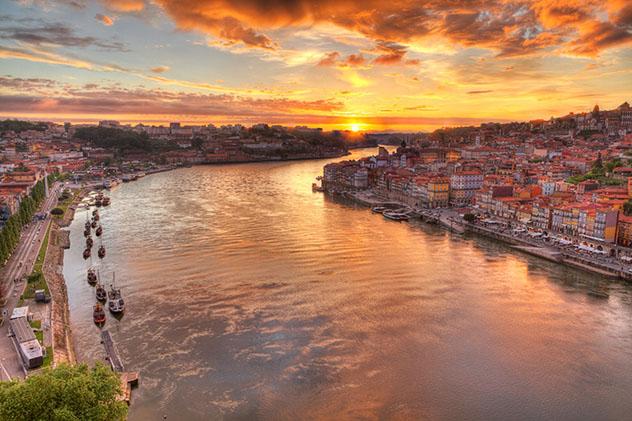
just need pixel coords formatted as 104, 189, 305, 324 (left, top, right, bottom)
63, 148, 632, 420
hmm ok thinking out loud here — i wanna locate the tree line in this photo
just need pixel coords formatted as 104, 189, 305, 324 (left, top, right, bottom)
0, 175, 51, 267
74, 126, 154, 153
0, 119, 48, 134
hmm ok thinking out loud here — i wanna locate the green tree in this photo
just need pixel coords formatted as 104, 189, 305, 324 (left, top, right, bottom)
624, 200, 632, 216
0, 363, 128, 421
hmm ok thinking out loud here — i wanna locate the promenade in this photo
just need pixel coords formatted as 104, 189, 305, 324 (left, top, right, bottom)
343, 191, 632, 281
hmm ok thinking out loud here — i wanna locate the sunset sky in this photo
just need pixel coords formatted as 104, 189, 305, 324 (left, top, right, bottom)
1, 0, 631, 131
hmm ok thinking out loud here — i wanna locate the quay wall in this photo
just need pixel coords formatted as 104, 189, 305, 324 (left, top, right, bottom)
336, 190, 632, 282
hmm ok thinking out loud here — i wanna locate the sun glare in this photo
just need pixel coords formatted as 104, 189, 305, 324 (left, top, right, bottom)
350, 123, 361, 132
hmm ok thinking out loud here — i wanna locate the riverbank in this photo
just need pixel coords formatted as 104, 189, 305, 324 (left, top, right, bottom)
44, 190, 86, 366
44, 221, 76, 365
202, 150, 350, 166
342, 191, 632, 281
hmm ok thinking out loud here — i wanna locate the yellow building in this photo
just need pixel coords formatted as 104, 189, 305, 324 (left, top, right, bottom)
427, 177, 449, 208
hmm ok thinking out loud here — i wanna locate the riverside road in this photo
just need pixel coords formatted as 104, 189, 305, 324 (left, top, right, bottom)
0, 182, 60, 380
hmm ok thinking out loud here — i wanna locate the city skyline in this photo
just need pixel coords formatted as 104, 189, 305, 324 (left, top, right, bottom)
1, 0, 631, 131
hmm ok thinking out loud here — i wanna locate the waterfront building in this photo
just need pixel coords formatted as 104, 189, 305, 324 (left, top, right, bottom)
531, 200, 553, 230
8, 307, 43, 369
449, 171, 483, 205
323, 162, 368, 191
578, 206, 619, 243
426, 177, 450, 208
617, 214, 632, 247
551, 205, 580, 237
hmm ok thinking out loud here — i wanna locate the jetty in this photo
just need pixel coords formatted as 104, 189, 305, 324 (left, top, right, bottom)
101, 330, 139, 404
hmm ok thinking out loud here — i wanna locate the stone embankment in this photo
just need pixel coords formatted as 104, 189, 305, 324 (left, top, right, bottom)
44, 190, 85, 365
43, 223, 76, 365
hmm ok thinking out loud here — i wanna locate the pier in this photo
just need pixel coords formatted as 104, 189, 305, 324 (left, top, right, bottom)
101, 330, 139, 403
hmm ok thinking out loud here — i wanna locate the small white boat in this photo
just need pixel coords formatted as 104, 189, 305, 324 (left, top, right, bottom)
383, 211, 410, 221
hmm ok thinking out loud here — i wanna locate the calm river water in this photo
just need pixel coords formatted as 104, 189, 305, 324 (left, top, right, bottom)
64, 148, 632, 420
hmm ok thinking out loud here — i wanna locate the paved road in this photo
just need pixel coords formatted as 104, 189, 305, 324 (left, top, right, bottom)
0, 182, 61, 380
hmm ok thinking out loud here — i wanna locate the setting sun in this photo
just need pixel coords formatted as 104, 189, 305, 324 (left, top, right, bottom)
350, 123, 361, 132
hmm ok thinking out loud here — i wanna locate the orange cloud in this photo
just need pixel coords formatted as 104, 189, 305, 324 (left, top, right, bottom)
317, 52, 367, 67
317, 51, 340, 66
103, 0, 144, 12
569, 20, 632, 56
144, 0, 631, 58
95, 13, 114, 26
0, 79, 344, 120
150, 65, 170, 73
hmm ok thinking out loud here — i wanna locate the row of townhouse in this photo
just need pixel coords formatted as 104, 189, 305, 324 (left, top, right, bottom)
449, 171, 484, 206
322, 162, 369, 190
374, 172, 450, 208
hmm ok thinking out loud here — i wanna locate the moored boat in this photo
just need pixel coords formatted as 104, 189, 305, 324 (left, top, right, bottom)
371, 206, 386, 214
93, 302, 106, 325
91, 220, 97, 228
86, 237, 93, 248
87, 268, 97, 285
107, 274, 125, 314
102, 196, 110, 206
96, 225, 103, 237
96, 283, 107, 301
383, 211, 410, 221
83, 248, 91, 259
83, 228, 90, 238
98, 245, 106, 259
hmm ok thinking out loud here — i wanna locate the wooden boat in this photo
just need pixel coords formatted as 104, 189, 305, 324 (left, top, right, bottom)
83, 248, 91, 259
93, 302, 106, 325
95, 225, 103, 237
96, 283, 107, 301
86, 237, 93, 248
98, 245, 106, 259
91, 220, 97, 228
102, 196, 111, 206
87, 268, 97, 285
371, 206, 386, 214
93, 213, 100, 222
83, 228, 90, 238
107, 274, 125, 314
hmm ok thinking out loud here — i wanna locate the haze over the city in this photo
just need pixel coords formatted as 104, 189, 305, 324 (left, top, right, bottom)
1, 0, 631, 131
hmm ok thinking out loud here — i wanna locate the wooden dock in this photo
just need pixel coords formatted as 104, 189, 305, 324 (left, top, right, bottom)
101, 330, 124, 372
101, 330, 139, 404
